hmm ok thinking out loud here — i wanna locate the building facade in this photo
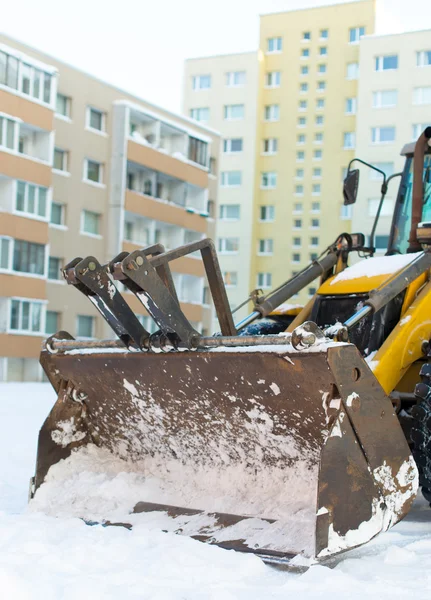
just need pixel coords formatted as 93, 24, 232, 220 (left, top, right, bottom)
353, 29, 431, 249
253, 0, 375, 302
184, 0, 376, 310
183, 52, 258, 323
0, 34, 219, 381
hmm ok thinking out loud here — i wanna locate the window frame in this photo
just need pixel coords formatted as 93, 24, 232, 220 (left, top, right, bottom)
224, 104, 245, 120
220, 171, 242, 188
53, 147, 69, 173
345, 97, 357, 114
417, 50, 431, 67
265, 71, 281, 88
257, 238, 274, 256
83, 158, 104, 186
218, 237, 239, 254
192, 74, 211, 90
375, 55, 398, 72
219, 204, 240, 221
257, 272, 272, 289
262, 138, 278, 155
14, 180, 50, 221
223, 138, 243, 153
264, 104, 280, 121
86, 106, 106, 134
373, 89, 398, 108
55, 93, 71, 120
343, 132, 356, 149
81, 209, 102, 238
225, 71, 246, 87
267, 37, 282, 53
8, 297, 46, 335
76, 315, 95, 339
190, 107, 210, 122
260, 172, 277, 189
349, 26, 365, 44
259, 205, 275, 222
371, 126, 396, 144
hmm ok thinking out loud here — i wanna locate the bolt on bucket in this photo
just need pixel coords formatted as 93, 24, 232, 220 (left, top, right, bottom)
32, 337, 417, 564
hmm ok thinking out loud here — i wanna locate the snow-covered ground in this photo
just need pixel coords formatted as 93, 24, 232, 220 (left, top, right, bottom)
2, 383, 431, 599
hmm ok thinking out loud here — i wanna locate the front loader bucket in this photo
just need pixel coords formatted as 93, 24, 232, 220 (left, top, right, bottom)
33, 339, 417, 564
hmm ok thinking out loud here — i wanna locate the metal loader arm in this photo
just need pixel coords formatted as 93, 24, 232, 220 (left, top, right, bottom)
63, 256, 150, 349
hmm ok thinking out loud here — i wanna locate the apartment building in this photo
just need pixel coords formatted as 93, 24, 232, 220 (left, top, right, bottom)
353, 29, 431, 250
253, 0, 375, 302
0, 34, 219, 381
183, 52, 258, 322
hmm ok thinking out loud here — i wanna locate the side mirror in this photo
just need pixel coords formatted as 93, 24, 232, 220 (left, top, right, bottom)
343, 169, 360, 205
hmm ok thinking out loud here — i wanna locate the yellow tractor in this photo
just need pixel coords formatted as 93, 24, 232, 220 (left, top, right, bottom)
31, 129, 431, 566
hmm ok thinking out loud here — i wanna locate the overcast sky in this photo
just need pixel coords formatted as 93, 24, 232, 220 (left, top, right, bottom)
2, 0, 429, 113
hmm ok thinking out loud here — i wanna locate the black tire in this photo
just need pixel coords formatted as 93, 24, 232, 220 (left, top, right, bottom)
412, 364, 431, 503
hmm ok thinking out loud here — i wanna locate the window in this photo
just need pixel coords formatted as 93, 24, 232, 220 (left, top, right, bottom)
81, 210, 101, 236
223, 272, 238, 287
373, 90, 398, 108
189, 137, 208, 166
84, 159, 103, 184
267, 37, 282, 53
311, 219, 320, 229
46, 310, 59, 335
258, 239, 273, 255
310, 236, 319, 247
346, 62, 359, 80
301, 66, 309, 75
53, 148, 68, 172
349, 26, 365, 43
297, 134, 306, 144
371, 126, 395, 144
260, 206, 275, 221
375, 235, 390, 250
295, 185, 304, 195
0, 49, 52, 104
293, 237, 301, 247
265, 72, 281, 87
300, 83, 308, 93
314, 149, 322, 160
263, 138, 278, 154
343, 132, 356, 149
293, 203, 303, 213
375, 55, 398, 71
12, 240, 46, 275
308, 287, 317, 296
341, 204, 353, 219
413, 87, 431, 105
15, 181, 48, 219
303, 31, 311, 41
297, 151, 305, 161
192, 75, 211, 90
310, 253, 318, 261
316, 98, 325, 110
299, 100, 307, 111
292, 253, 301, 263
369, 162, 394, 179
87, 107, 105, 132
312, 184, 321, 195
218, 238, 239, 253
261, 172, 277, 189
0, 116, 17, 150
223, 138, 243, 153
315, 133, 323, 143
219, 204, 240, 220
224, 104, 245, 120
313, 169, 322, 179
56, 93, 71, 118
257, 273, 272, 289
319, 47, 328, 56
77, 315, 94, 339
317, 81, 326, 92
293, 219, 302, 229
0, 237, 10, 269
264, 105, 279, 121
50, 202, 65, 226
345, 97, 357, 114
295, 169, 304, 179
301, 49, 310, 58
417, 51, 431, 67
221, 171, 242, 187
226, 71, 246, 86
412, 124, 430, 140
48, 256, 62, 280
9, 299, 44, 334
298, 117, 306, 127
190, 107, 209, 122
315, 115, 324, 126
368, 198, 394, 217
318, 64, 327, 74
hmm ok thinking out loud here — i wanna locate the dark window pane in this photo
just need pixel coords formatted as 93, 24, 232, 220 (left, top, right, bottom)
16, 182, 25, 211
48, 256, 60, 279
89, 109, 103, 130
46, 311, 59, 334
6, 56, 18, 89
10, 300, 19, 330
86, 160, 101, 182
43, 73, 51, 103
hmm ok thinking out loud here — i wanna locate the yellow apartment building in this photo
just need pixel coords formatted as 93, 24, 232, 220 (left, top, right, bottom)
252, 0, 375, 302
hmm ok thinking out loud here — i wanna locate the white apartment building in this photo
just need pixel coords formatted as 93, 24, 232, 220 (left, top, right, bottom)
183, 52, 258, 323
353, 29, 431, 251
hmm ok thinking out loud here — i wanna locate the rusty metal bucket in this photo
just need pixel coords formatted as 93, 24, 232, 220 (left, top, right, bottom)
33, 337, 417, 564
